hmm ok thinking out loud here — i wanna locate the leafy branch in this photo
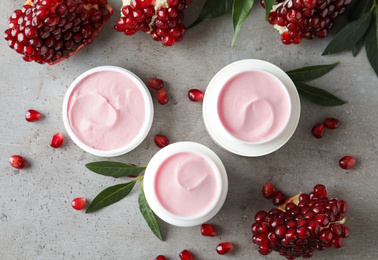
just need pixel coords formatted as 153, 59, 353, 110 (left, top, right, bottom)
84, 162, 163, 241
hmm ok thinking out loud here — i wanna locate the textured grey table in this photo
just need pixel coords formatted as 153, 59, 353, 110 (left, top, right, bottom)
1, 1, 377, 259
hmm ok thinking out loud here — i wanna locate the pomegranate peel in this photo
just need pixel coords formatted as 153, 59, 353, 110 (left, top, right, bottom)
5, 0, 114, 65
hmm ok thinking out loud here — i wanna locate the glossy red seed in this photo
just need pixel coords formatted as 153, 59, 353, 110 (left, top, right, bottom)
324, 118, 340, 129
332, 235, 344, 248
25, 109, 41, 122
154, 134, 169, 148
216, 242, 233, 255
254, 211, 268, 223
154, 255, 167, 260
273, 192, 285, 206
313, 184, 327, 197
258, 244, 273, 255
339, 156, 356, 169
188, 89, 204, 102
157, 89, 169, 105
50, 133, 64, 148
262, 182, 277, 199
179, 249, 193, 260
9, 155, 25, 169
71, 197, 86, 210
148, 78, 164, 90
341, 224, 351, 238
312, 123, 325, 138
201, 224, 217, 237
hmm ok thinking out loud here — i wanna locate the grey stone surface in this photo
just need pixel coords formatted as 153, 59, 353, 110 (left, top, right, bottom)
0, 1, 377, 260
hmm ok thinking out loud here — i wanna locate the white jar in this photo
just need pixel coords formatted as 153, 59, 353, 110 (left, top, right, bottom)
203, 59, 301, 157
62, 66, 153, 157
143, 142, 228, 227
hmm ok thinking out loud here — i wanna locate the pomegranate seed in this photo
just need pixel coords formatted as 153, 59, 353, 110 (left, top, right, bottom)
25, 109, 41, 122
273, 192, 285, 206
313, 184, 327, 197
71, 197, 86, 210
312, 123, 325, 138
154, 255, 167, 260
154, 134, 169, 148
157, 89, 169, 105
50, 133, 64, 148
148, 77, 164, 90
188, 89, 204, 102
339, 156, 356, 169
262, 182, 277, 199
179, 249, 193, 260
201, 224, 217, 237
254, 211, 268, 223
332, 235, 344, 248
9, 155, 25, 169
216, 242, 233, 255
341, 224, 351, 238
324, 118, 340, 129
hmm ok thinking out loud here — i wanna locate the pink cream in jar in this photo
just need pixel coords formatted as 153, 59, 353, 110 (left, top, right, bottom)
217, 70, 291, 143
63, 66, 153, 156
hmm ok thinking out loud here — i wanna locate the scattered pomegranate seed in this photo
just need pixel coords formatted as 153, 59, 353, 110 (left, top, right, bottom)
179, 249, 193, 260
157, 89, 169, 105
9, 155, 25, 169
71, 197, 86, 210
252, 184, 350, 258
148, 78, 164, 90
50, 133, 64, 148
216, 242, 233, 255
201, 224, 217, 237
262, 182, 277, 199
154, 255, 167, 260
154, 134, 169, 148
312, 123, 325, 138
25, 109, 41, 122
188, 89, 204, 102
339, 156, 356, 169
324, 118, 340, 129
273, 191, 285, 206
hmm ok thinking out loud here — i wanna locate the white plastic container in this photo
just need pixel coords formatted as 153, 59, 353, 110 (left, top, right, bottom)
62, 66, 154, 157
203, 59, 301, 157
143, 142, 228, 227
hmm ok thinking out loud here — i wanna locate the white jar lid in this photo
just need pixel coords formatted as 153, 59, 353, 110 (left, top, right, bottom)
62, 66, 154, 157
143, 142, 228, 227
203, 59, 301, 157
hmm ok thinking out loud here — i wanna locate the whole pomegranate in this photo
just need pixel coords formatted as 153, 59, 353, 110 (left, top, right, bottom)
115, 0, 192, 46
4, 0, 113, 64
251, 184, 350, 259
260, 0, 352, 45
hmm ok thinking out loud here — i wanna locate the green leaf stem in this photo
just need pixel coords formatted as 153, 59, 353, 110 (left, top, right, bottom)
364, 15, 378, 76
286, 63, 339, 82
86, 161, 146, 178
263, 0, 276, 20
323, 11, 372, 55
138, 186, 163, 241
86, 180, 138, 213
188, 0, 233, 29
232, 0, 255, 46
295, 82, 347, 106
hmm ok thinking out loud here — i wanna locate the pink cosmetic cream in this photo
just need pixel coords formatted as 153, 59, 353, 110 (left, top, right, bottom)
203, 59, 301, 157
143, 142, 228, 227
217, 70, 291, 143
63, 66, 153, 157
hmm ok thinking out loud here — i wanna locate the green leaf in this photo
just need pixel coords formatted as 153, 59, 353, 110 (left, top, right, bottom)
347, 0, 373, 21
364, 15, 378, 77
86, 181, 137, 213
188, 0, 233, 29
138, 185, 163, 241
263, 0, 276, 20
351, 38, 365, 57
295, 82, 347, 106
86, 161, 146, 178
232, 0, 255, 46
286, 63, 339, 82
323, 11, 372, 55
